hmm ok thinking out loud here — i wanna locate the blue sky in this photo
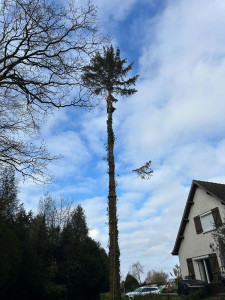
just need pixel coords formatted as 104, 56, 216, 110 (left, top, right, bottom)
19, 0, 225, 281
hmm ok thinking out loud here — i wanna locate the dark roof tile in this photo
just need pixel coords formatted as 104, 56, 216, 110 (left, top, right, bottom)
194, 180, 225, 202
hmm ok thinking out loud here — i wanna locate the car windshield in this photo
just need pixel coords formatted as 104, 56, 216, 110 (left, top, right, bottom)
134, 288, 142, 292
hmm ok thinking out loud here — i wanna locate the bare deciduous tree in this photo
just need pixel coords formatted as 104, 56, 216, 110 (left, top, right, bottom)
38, 193, 75, 230
130, 261, 144, 284
0, 0, 105, 181
145, 270, 169, 284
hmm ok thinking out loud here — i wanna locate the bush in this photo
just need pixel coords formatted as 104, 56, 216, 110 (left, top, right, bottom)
100, 293, 110, 300
134, 289, 210, 300
134, 295, 178, 300
100, 293, 126, 300
124, 274, 139, 292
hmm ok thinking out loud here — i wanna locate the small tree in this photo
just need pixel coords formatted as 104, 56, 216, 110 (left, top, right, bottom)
33, 198, 109, 299
60, 205, 109, 300
38, 193, 74, 231
82, 45, 138, 300
212, 224, 225, 277
68, 204, 89, 242
0, 166, 19, 221
170, 264, 182, 283
124, 274, 139, 292
145, 270, 169, 284
130, 262, 144, 284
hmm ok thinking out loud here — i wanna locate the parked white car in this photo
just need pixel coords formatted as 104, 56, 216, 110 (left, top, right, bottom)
125, 286, 161, 299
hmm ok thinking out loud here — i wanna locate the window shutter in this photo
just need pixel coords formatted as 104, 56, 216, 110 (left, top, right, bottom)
209, 253, 220, 282
194, 215, 203, 234
187, 258, 195, 279
211, 207, 222, 227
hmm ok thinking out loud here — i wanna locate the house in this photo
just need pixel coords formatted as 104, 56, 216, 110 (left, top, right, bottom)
172, 180, 225, 283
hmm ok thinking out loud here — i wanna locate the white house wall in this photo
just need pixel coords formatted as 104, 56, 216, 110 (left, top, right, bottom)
178, 187, 225, 278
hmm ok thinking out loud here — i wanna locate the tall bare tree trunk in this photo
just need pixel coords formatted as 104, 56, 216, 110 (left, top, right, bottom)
107, 94, 121, 300
82, 45, 138, 300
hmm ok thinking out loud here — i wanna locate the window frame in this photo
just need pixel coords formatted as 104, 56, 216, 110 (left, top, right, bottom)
193, 255, 211, 283
194, 207, 222, 235
200, 211, 215, 233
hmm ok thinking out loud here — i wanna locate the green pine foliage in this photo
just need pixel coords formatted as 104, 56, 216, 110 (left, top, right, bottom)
82, 45, 138, 99
0, 166, 19, 221
0, 169, 109, 299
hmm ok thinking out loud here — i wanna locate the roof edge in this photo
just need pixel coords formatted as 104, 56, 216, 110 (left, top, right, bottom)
171, 180, 196, 255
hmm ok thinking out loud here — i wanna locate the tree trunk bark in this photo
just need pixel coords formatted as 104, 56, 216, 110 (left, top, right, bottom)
107, 94, 121, 300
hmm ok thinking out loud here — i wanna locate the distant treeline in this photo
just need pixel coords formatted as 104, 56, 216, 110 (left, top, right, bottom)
0, 167, 109, 300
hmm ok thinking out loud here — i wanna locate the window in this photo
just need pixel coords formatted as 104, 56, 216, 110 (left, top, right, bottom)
187, 254, 219, 283
193, 257, 213, 283
193, 207, 222, 234
149, 288, 158, 292
200, 212, 215, 232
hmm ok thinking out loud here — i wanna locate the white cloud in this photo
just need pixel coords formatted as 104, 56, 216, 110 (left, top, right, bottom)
40, 109, 69, 136
93, 0, 138, 22
19, 181, 46, 213
89, 228, 101, 240
82, 196, 109, 247
117, 0, 225, 169
114, 0, 225, 278
46, 130, 92, 177
19, 0, 225, 280
80, 112, 107, 156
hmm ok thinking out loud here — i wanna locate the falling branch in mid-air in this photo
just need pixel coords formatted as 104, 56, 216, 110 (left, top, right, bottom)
132, 160, 153, 180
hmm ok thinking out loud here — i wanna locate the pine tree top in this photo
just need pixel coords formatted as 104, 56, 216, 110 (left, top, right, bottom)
82, 45, 139, 100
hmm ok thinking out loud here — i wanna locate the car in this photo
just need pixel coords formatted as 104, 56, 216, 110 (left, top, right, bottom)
125, 286, 161, 299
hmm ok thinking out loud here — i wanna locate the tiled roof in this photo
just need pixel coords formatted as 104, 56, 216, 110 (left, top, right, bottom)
194, 180, 225, 202
171, 180, 225, 255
